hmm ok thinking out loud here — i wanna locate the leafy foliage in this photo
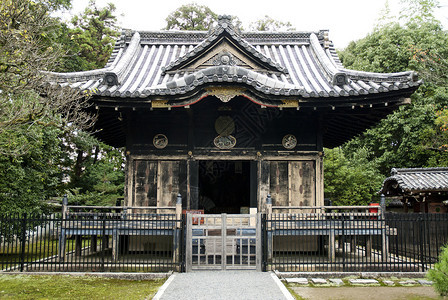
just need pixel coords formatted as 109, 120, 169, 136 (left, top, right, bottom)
164, 3, 218, 31
427, 244, 448, 296
249, 15, 295, 31
324, 148, 383, 205
325, 0, 448, 205
69, 0, 120, 70
0, 0, 95, 140
0, 124, 63, 215
0, 0, 123, 214
62, 131, 125, 206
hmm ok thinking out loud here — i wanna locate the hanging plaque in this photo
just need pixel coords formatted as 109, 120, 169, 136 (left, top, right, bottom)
214, 135, 236, 149
282, 134, 297, 149
153, 134, 168, 149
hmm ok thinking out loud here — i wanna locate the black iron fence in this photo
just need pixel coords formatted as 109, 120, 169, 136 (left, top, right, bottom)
263, 212, 448, 272
0, 213, 183, 272
2, 211, 447, 273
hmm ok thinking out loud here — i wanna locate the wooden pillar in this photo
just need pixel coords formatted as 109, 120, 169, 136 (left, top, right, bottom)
258, 160, 270, 213
350, 237, 356, 253
90, 235, 97, 252
58, 229, 66, 262
256, 213, 262, 272
188, 160, 199, 210
112, 230, 118, 261
104, 235, 110, 249
266, 195, 273, 263
221, 213, 227, 270
174, 194, 183, 271
75, 235, 82, 257
186, 214, 193, 272
382, 228, 389, 262
329, 230, 335, 262
366, 236, 372, 257
126, 157, 135, 206
315, 154, 324, 206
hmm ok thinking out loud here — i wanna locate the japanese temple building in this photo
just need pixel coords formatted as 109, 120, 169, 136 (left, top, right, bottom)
49, 15, 420, 213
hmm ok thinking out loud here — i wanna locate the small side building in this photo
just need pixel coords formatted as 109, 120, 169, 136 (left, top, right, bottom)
380, 167, 448, 213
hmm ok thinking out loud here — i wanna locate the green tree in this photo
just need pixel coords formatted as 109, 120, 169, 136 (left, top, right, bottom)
164, 3, 218, 31
69, 0, 120, 70
324, 147, 383, 205
427, 244, 448, 296
64, 136, 125, 207
0, 124, 64, 215
0, 0, 121, 215
334, 1, 448, 178
249, 15, 295, 31
0, 0, 94, 139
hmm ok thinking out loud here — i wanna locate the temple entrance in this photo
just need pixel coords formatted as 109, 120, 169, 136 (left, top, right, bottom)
198, 161, 251, 214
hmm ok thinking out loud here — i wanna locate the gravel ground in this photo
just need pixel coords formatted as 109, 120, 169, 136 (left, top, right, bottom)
155, 271, 293, 300
290, 286, 438, 300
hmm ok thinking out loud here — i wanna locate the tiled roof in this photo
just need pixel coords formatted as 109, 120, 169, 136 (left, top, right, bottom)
47, 15, 420, 103
381, 168, 448, 195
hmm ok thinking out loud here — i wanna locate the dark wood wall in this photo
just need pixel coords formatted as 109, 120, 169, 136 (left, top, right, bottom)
125, 96, 324, 210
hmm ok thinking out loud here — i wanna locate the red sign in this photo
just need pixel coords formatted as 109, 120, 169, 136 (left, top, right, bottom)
183, 209, 204, 224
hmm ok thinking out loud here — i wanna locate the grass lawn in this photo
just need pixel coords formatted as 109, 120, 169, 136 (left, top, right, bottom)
0, 274, 165, 299
1, 238, 87, 270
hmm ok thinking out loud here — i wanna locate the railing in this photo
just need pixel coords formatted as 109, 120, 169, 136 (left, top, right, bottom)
262, 212, 448, 272
0, 212, 184, 272
269, 205, 383, 219
64, 206, 177, 219
2, 209, 447, 273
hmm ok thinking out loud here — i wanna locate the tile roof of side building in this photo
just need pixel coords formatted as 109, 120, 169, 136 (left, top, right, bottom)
381, 167, 448, 195
46, 15, 421, 102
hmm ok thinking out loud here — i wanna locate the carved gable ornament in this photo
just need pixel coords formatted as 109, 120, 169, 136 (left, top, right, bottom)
205, 87, 246, 103
161, 15, 287, 76
170, 40, 268, 73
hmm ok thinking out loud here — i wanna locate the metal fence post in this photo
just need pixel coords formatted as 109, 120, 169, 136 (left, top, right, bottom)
256, 213, 262, 272
265, 195, 273, 266
174, 194, 182, 271
221, 213, 227, 271
419, 215, 425, 271
101, 213, 106, 272
186, 214, 192, 272
341, 214, 345, 272
20, 213, 27, 272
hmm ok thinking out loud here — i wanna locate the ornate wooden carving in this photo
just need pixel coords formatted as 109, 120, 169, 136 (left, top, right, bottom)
206, 87, 246, 103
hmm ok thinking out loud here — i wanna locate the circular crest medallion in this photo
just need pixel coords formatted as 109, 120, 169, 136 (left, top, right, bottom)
282, 134, 297, 149
153, 134, 168, 149
215, 116, 235, 136
214, 135, 236, 149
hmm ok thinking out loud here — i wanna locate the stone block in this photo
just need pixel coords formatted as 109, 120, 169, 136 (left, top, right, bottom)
329, 279, 344, 285
399, 280, 417, 285
383, 280, 395, 286
285, 278, 308, 285
311, 278, 327, 284
349, 279, 379, 285
418, 280, 433, 285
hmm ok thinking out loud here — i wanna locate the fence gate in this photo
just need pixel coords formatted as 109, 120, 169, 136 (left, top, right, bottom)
186, 214, 262, 271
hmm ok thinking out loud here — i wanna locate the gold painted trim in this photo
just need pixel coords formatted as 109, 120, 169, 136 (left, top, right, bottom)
279, 100, 299, 108
152, 100, 170, 108
205, 86, 246, 103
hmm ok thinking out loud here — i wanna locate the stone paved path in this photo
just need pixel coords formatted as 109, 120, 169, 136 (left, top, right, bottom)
153, 271, 294, 300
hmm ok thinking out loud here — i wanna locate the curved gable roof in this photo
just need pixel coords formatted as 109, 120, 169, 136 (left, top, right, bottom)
47, 15, 420, 102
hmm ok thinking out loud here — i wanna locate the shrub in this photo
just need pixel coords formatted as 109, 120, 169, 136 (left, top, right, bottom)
427, 244, 448, 296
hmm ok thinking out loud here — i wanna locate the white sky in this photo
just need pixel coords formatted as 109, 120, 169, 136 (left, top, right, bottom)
64, 0, 448, 49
